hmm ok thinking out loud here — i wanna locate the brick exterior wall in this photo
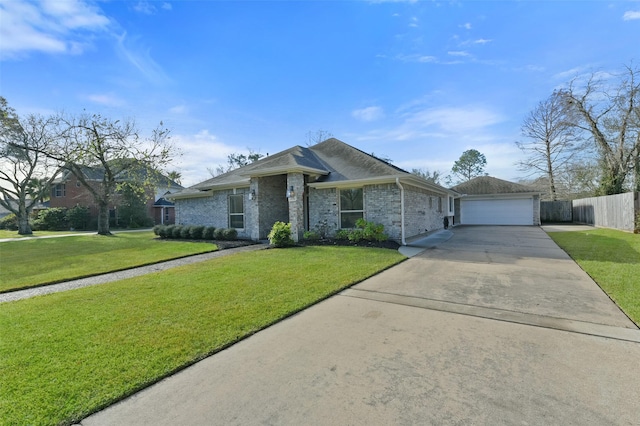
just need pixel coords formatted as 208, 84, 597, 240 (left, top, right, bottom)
308, 183, 447, 243
176, 177, 451, 243
252, 175, 289, 240
175, 188, 252, 239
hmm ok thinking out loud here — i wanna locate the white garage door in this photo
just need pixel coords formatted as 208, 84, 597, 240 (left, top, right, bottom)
461, 198, 533, 225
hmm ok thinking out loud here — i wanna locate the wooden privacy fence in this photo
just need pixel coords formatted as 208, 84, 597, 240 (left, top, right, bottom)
540, 201, 572, 223
572, 192, 640, 232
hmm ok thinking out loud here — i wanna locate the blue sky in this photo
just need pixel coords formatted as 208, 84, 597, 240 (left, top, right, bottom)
1, 0, 639, 186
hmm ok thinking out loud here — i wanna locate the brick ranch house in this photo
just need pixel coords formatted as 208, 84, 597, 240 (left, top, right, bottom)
50, 166, 183, 226
169, 138, 457, 244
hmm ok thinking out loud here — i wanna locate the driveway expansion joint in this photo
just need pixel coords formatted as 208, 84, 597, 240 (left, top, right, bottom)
341, 288, 640, 343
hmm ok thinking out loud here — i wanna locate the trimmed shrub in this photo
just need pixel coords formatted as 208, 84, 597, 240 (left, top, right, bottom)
180, 225, 192, 239
0, 213, 18, 230
222, 228, 238, 241
190, 225, 205, 240
164, 225, 176, 238
171, 225, 183, 239
356, 218, 388, 242
267, 221, 294, 248
158, 225, 171, 238
213, 228, 225, 240
203, 226, 216, 240
153, 225, 163, 236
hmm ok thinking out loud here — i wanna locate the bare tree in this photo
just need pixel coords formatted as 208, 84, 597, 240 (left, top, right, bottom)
0, 97, 62, 234
305, 129, 333, 146
516, 90, 581, 200
51, 113, 175, 235
562, 64, 640, 194
451, 149, 487, 183
207, 149, 264, 177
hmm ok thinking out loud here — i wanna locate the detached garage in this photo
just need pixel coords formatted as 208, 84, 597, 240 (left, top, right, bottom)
452, 176, 541, 226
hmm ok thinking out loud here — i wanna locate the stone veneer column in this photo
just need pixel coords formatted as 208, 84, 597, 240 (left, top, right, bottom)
248, 178, 260, 240
287, 172, 305, 242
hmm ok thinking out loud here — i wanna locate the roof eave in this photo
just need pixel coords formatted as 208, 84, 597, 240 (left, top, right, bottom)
308, 174, 452, 194
240, 166, 329, 178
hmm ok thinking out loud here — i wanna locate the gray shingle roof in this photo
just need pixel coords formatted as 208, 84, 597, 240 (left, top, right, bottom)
189, 138, 412, 190
451, 176, 539, 195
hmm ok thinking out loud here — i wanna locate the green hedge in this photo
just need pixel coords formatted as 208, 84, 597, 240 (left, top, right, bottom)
154, 224, 238, 241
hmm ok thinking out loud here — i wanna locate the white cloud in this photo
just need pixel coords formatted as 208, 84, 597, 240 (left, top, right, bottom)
397, 54, 439, 63
448, 51, 470, 57
352, 106, 385, 122
473, 38, 492, 45
133, 1, 156, 15
85, 93, 126, 107
115, 32, 170, 84
405, 106, 505, 133
169, 104, 188, 114
162, 3, 173, 11
172, 130, 245, 186
623, 11, 640, 20
0, 0, 109, 60
460, 22, 472, 30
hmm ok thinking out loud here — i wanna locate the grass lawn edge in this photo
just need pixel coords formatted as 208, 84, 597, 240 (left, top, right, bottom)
77, 254, 408, 423
0, 247, 219, 294
558, 248, 640, 328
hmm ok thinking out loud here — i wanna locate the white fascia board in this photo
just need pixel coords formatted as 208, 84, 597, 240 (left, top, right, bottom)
308, 175, 452, 194
461, 192, 540, 200
166, 190, 213, 200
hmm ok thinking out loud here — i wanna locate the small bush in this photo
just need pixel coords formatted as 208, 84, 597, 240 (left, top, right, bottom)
303, 230, 320, 241
267, 221, 294, 248
190, 225, 205, 240
171, 225, 183, 239
153, 225, 163, 236
347, 229, 364, 242
0, 213, 18, 230
335, 229, 350, 240
203, 226, 216, 239
180, 226, 192, 239
157, 225, 171, 238
223, 228, 238, 240
213, 228, 226, 240
356, 218, 388, 242
164, 225, 176, 238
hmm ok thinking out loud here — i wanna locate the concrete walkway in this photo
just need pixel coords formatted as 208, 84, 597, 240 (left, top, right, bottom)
80, 226, 640, 426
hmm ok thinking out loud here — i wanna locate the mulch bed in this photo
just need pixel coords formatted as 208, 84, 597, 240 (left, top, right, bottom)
298, 238, 401, 250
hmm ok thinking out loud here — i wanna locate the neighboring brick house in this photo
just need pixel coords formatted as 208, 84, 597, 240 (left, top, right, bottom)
169, 138, 456, 244
50, 166, 182, 226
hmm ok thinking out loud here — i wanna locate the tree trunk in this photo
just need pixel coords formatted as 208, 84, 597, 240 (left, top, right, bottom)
97, 202, 111, 235
17, 205, 32, 235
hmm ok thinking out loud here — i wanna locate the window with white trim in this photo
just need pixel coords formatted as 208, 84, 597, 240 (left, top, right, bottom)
54, 184, 66, 197
229, 194, 244, 228
339, 188, 363, 228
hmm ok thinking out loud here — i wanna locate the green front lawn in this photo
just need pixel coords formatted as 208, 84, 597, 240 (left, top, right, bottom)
549, 229, 640, 325
0, 246, 405, 426
0, 232, 218, 292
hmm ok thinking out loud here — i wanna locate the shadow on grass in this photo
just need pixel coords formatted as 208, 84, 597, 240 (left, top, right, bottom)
552, 232, 640, 265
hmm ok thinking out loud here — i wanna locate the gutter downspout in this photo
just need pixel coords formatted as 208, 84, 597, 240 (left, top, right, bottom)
395, 178, 407, 246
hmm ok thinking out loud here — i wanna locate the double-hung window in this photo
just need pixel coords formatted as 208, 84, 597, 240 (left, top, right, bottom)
229, 194, 244, 228
54, 184, 66, 197
339, 188, 363, 228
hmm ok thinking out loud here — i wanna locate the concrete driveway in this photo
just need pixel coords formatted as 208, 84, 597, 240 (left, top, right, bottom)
81, 226, 640, 426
